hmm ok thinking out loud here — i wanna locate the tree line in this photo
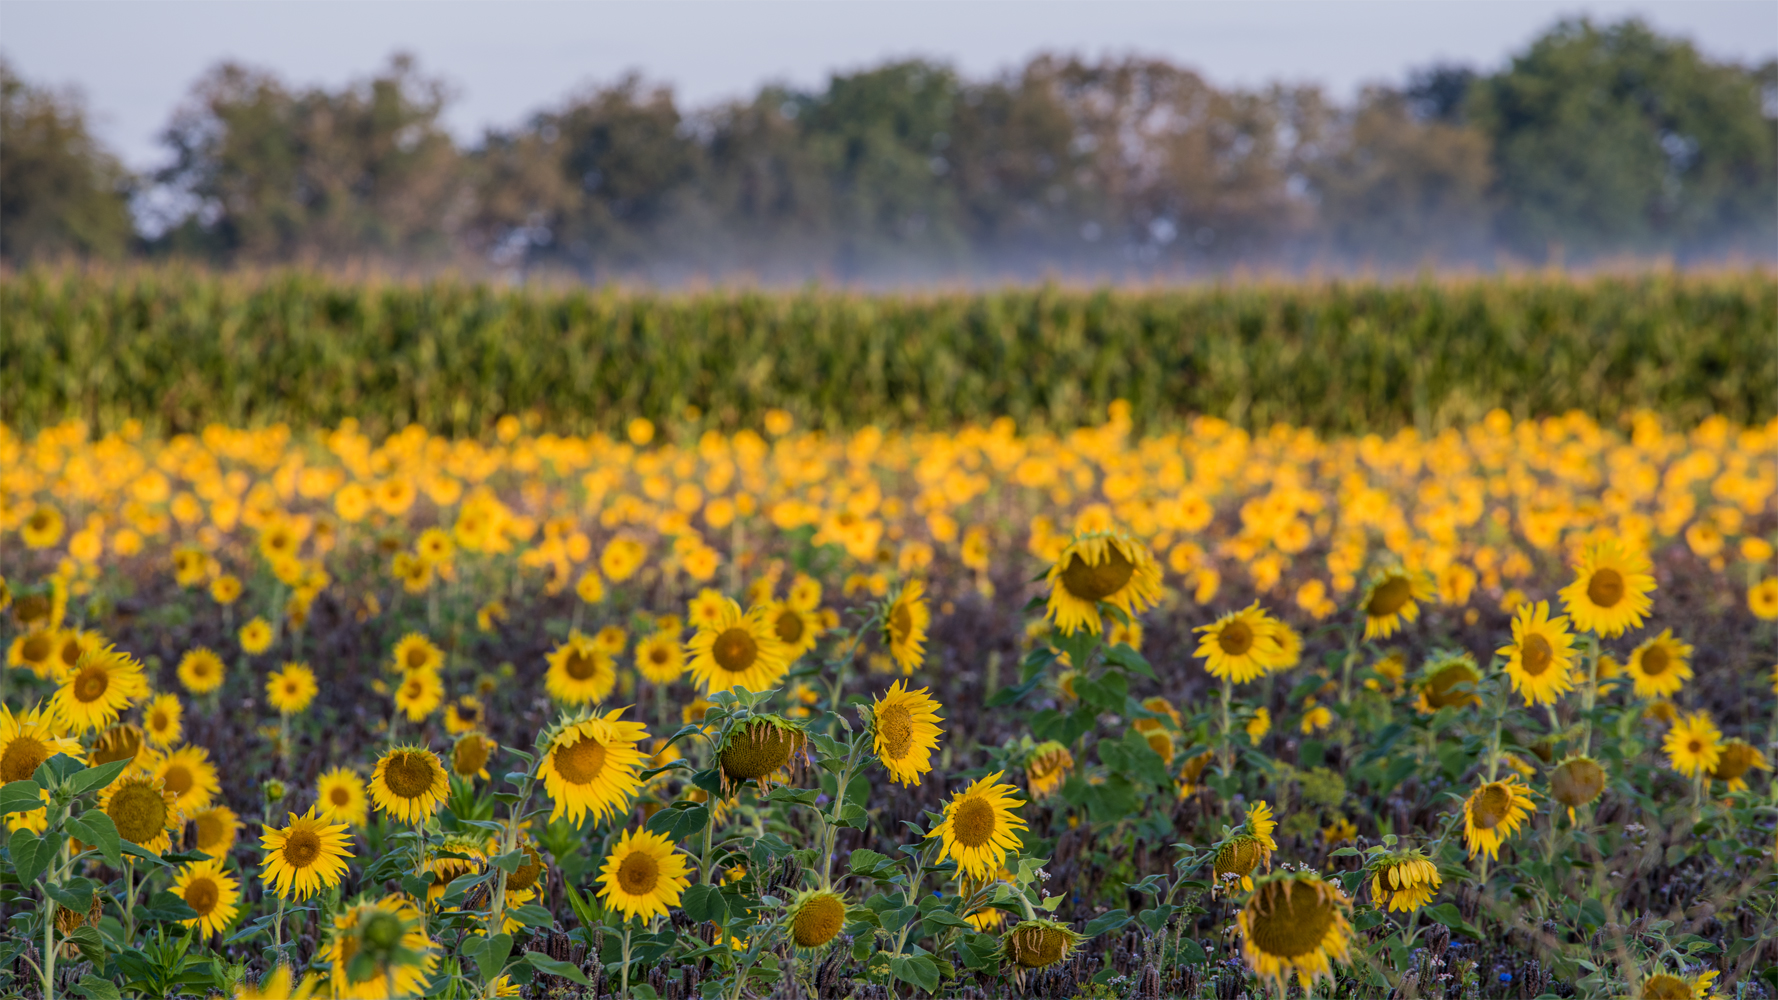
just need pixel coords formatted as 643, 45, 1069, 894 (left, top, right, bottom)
2, 17, 1773, 280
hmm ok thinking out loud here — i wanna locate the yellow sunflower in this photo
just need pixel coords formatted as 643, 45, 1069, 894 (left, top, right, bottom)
1368, 851, 1441, 912
634, 632, 686, 685
870, 681, 944, 786
786, 888, 849, 950
1413, 652, 1482, 714
0, 703, 84, 783
1243, 800, 1278, 850
259, 808, 355, 900
238, 618, 274, 656
315, 768, 370, 826
267, 662, 319, 715
50, 629, 102, 681
1559, 538, 1656, 637
1626, 629, 1694, 699
177, 647, 227, 696
99, 773, 181, 854
1237, 873, 1353, 991
324, 896, 437, 999
234, 964, 318, 1000
926, 770, 1028, 880
390, 632, 444, 675
1637, 970, 1719, 1000
190, 804, 241, 858
155, 744, 221, 815
443, 695, 486, 735
451, 730, 497, 780
597, 826, 693, 922
171, 858, 241, 936
685, 597, 792, 694
1709, 738, 1772, 792
545, 631, 617, 705
1496, 602, 1575, 706
90, 723, 150, 775
763, 599, 823, 659
883, 580, 931, 673
141, 692, 184, 747
1194, 603, 1284, 683
539, 709, 650, 825
1024, 741, 1075, 799
392, 669, 444, 722
1359, 567, 1434, 640
1044, 531, 1162, 636
52, 644, 147, 733
1461, 776, 1537, 859
369, 746, 450, 823
1663, 711, 1722, 778
1751, 579, 1778, 621
7, 629, 60, 679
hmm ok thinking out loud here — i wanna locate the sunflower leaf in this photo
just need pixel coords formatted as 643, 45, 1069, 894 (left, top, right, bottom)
645, 802, 709, 842
1083, 909, 1130, 937
68, 759, 131, 796
67, 810, 123, 869
10, 828, 57, 884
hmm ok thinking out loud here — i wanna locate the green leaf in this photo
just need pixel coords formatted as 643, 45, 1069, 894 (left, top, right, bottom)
140, 890, 199, 922
0, 780, 45, 815
67, 810, 123, 868
890, 955, 940, 993
67, 759, 132, 796
10, 828, 57, 884
644, 803, 709, 842
73, 974, 122, 1000
1103, 643, 1156, 679
680, 883, 728, 923
509, 904, 554, 927
65, 925, 107, 966
1083, 909, 1131, 937
524, 951, 592, 986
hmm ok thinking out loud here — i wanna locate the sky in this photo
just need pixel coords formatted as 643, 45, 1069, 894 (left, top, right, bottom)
4, 0, 1773, 172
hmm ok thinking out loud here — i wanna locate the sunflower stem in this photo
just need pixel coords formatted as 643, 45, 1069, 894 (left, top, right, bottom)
818, 736, 865, 888
272, 895, 286, 955
619, 920, 634, 998
1218, 675, 1234, 778
123, 857, 136, 943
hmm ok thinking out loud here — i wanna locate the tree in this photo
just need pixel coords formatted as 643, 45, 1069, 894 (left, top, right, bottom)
0, 58, 134, 262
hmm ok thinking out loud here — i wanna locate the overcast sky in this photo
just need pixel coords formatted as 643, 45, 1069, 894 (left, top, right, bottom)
4, 0, 1773, 171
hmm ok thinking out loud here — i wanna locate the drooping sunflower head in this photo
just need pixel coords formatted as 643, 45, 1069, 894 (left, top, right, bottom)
1638, 970, 1718, 1000
596, 826, 693, 922
1213, 834, 1271, 894
718, 715, 808, 788
539, 709, 650, 826
1496, 601, 1575, 706
451, 731, 497, 780
1663, 711, 1723, 779
1003, 918, 1084, 969
787, 888, 849, 950
1359, 566, 1433, 640
1024, 740, 1075, 799
926, 770, 1028, 880
99, 773, 180, 854
882, 580, 931, 673
426, 833, 489, 901
1627, 629, 1694, 699
503, 841, 548, 894
369, 746, 450, 824
1549, 755, 1608, 819
1194, 603, 1285, 684
686, 598, 793, 694
1236, 872, 1353, 991
326, 895, 436, 1000
1414, 651, 1482, 714
1708, 738, 1772, 792
1367, 851, 1441, 913
1461, 776, 1537, 860
870, 681, 944, 786
259, 808, 355, 901
1044, 532, 1162, 636
1559, 538, 1656, 637
0, 703, 83, 784
53, 644, 147, 734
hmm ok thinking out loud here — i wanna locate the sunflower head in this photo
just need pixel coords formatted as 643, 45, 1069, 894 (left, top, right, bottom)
926, 770, 1028, 880
787, 888, 848, 950
100, 773, 179, 853
1709, 738, 1772, 791
1414, 651, 1481, 714
1024, 741, 1075, 799
1045, 532, 1162, 636
451, 731, 497, 780
869, 681, 944, 786
1360, 567, 1432, 639
1213, 834, 1271, 894
1461, 776, 1537, 860
0, 705, 83, 784
686, 598, 794, 694
1236, 872, 1353, 991
1003, 918, 1084, 969
718, 716, 808, 788
1638, 971, 1718, 1000
1193, 603, 1285, 683
1627, 629, 1694, 699
1663, 711, 1723, 779
1549, 755, 1608, 816
503, 842, 548, 893
370, 746, 451, 824
882, 580, 931, 673
1559, 538, 1656, 637
1366, 851, 1441, 912
597, 827, 693, 922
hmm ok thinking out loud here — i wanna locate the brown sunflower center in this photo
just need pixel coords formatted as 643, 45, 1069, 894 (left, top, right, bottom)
21, 632, 52, 663
108, 784, 168, 843
1639, 645, 1669, 676
951, 796, 997, 848
1217, 621, 1255, 656
1471, 784, 1512, 829
564, 650, 600, 681
554, 738, 608, 785
92, 727, 142, 766
889, 603, 915, 643
74, 664, 110, 703
183, 877, 219, 916
712, 628, 758, 674
1639, 975, 1692, 1000
1425, 664, 1478, 708
405, 647, 429, 670
1519, 634, 1553, 677
507, 849, 544, 892
195, 813, 228, 850
1586, 568, 1625, 608
791, 892, 847, 948
330, 786, 353, 806
1686, 739, 1703, 754
59, 638, 83, 667
616, 850, 660, 895
1060, 548, 1135, 602
383, 752, 439, 799
649, 646, 670, 665
775, 610, 805, 645
876, 703, 914, 761
1365, 577, 1413, 618
1247, 881, 1338, 960
14, 594, 50, 626
1550, 758, 1606, 807
281, 828, 321, 868
1, 735, 51, 783
149, 709, 171, 731
163, 764, 194, 796
454, 735, 492, 776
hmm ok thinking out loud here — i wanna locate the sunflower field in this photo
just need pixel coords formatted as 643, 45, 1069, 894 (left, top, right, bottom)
1, 278, 1777, 999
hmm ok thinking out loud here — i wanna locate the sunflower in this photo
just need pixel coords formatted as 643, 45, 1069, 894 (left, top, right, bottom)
1368, 851, 1441, 912
1559, 538, 1656, 637
1626, 629, 1694, 699
369, 746, 451, 823
1751, 579, 1778, 621
785, 888, 849, 950
90, 723, 150, 774
325, 896, 437, 1000
391, 633, 445, 675
718, 716, 808, 788
539, 709, 650, 826
0, 703, 83, 783
99, 773, 180, 853
451, 731, 497, 780
177, 647, 226, 696
871, 681, 944, 786
1709, 738, 1772, 792
443, 696, 487, 736
190, 804, 241, 858
141, 692, 184, 747
393, 669, 444, 722
1413, 652, 1482, 714
1024, 741, 1074, 799
51, 629, 102, 680
882, 580, 931, 673
259, 808, 354, 900
687, 589, 728, 629
1461, 776, 1537, 860
634, 632, 686, 685
1236, 872, 1353, 991
210, 575, 242, 606
1044, 532, 1162, 636
1637, 970, 1719, 1000
685, 597, 793, 694
426, 833, 489, 902
238, 618, 274, 656
1549, 756, 1608, 822
1359, 567, 1434, 640
597, 827, 693, 922
156, 744, 221, 815
1243, 800, 1278, 849
1496, 601, 1576, 706
7, 629, 59, 679
1663, 711, 1722, 778
1004, 919, 1085, 969
266, 662, 318, 715
927, 770, 1027, 880
21, 503, 64, 548
235, 964, 318, 1000
53, 644, 147, 733
171, 858, 241, 936
545, 631, 616, 705
1194, 603, 1284, 683
315, 768, 370, 826
763, 599, 823, 659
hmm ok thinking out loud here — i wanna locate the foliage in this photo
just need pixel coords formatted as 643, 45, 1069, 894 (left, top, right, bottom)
0, 57, 134, 263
